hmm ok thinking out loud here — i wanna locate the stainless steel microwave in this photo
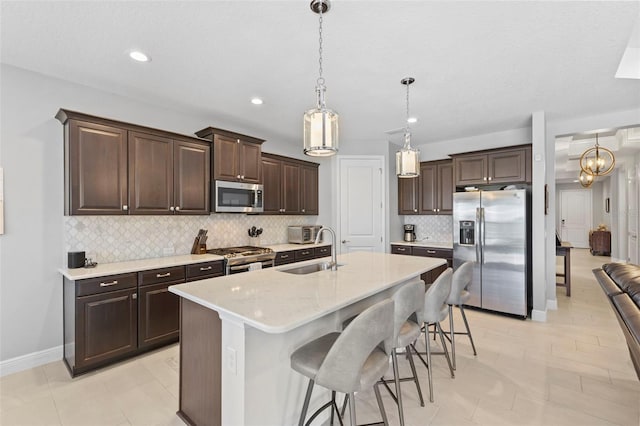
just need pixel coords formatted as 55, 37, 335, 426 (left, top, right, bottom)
214, 181, 263, 213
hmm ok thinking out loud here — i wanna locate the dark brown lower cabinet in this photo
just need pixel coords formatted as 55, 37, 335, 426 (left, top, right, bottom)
274, 245, 332, 266
75, 287, 138, 371
138, 282, 180, 348
63, 260, 224, 377
390, 244, 453, 284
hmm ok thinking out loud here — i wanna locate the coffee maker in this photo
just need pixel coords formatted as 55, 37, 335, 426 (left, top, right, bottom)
403, 224, 416, 242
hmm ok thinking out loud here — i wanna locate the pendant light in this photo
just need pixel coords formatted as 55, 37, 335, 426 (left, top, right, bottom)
396, 77, 420, 178
304, 0, 339, 157
579, 168, 594, 188
579, 133, 615, 177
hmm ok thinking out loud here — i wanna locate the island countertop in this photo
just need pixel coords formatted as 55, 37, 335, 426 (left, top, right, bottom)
169, 251, 445, 334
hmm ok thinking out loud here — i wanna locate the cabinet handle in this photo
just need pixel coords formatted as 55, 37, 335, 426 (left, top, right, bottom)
175, 206, 180, 211
397, 247, 406, 252
99, 280, 118, 287
413, 209, 418, 212
427, 250, 436, 254
436, 209, 440, 212
122, 205, 128, 211
281, 254, 289, 259
488, 177, 492, 181
199, 266, 213, 271
433, 209, 436, 212
237, 175, 241, 179
237, 139, 240, 143
169, 206, 175, 211
132, 293, 137, 300
302, 209, 305, 213
241, 175, 245, 179
484, 177, 487, 181
156, 272, 171, 278
301, 251, 310, 255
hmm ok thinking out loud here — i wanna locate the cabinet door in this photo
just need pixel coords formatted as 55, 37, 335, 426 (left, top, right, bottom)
419, 163, 437, 214
398, 176, 419, 214
301, 165, 319, 215
438, 161, 454, 214
239, 141, 262, 183
488, 148, 526, 184
129, 132, 173, 215
174, 139, 210, 215
139, 282, 180, 348
68, 120, 128, 215
282, 162, 301, 214
76, 288, 137, 369
213, 135, 240, 181
454, 154, 487, 186
261, 157, 282, 214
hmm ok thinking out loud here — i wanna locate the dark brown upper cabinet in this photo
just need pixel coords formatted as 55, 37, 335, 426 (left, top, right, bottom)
195, 127, 265, 184
419, 160, 454, 215
452, 145, 531, 187
57, 110, 211, 216
261, 153, 319, 215
398, 160, 453, 215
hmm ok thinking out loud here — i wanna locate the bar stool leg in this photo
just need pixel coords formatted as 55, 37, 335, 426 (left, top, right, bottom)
299, 379, 315, 426
406, 345, 425, 406
437, 323, 455, 378
348, 392, 357, 426
424, 323, 434, 402
449, 305, 456, 370
373, 382, 390, 426
460, 305, 477, 356
391, 350, 405, 426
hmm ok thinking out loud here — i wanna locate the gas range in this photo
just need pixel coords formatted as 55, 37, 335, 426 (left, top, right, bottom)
207, 246, 275, 274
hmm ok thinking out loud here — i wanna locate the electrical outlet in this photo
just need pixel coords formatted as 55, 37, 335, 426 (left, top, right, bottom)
163, 246, 175, 256
227, 347, 237, 374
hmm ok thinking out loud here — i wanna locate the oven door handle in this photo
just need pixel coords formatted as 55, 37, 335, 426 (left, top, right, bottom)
229, 264, 252, 272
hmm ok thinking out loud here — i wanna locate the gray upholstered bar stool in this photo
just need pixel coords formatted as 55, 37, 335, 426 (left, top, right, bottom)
378, 278, 426, 426
290, 298, 394, 426
412, 268, 455, 402
445, 261, 477, 370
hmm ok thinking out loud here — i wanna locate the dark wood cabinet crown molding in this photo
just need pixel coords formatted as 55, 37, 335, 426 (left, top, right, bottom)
448, 143, 532, 158
195, 127, 265, 145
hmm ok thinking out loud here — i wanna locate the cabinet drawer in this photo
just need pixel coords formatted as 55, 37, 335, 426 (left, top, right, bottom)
139, 266, 186, 287
186, 261, 224, 280
295, 248, 315, 261
76, 273, 137, 297
391, 245, 412, 255
275, 251, 296, 266
314, 246, 331, 258
412, 247, 452, 259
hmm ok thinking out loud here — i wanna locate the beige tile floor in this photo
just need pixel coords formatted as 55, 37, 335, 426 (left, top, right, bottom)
1, 248, 639, 425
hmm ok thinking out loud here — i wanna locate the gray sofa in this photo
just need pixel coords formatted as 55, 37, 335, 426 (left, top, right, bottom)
593, 263, 640, 380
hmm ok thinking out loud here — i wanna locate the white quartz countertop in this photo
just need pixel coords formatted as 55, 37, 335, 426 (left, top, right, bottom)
265, 242, 331, 252
59, 254, 225, 280
391, 241, 453, 249
169, 251, 445, 334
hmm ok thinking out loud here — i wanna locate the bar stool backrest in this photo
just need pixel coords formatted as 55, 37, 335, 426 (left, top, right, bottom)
447, 261, 473, 305
316, 299, 394, 394
423, 268, 452, 324
391, 279, 425, 346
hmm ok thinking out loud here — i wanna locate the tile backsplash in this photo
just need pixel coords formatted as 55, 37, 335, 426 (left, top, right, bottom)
64, 215, 318, 264
403, 215, 453, 243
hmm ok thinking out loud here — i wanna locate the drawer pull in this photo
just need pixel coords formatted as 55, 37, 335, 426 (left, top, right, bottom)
301, 251, 310, 255
427, 250, 436, 254
281, 254, 289, 259
156, 272, 171, 278
199, 266, 213, 271
397, 248, 406, 252
99, 280, 119, 287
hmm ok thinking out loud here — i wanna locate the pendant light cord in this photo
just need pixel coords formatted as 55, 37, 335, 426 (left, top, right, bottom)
317, 7, 324, 87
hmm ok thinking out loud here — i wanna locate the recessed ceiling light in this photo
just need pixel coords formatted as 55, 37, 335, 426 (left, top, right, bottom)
128, 50, 151, 62
573, 180, 579, 183
251, 98, 263, 105
407, 117, 418, 124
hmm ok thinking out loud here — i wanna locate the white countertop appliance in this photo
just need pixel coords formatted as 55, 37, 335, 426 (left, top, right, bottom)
288, 225, 322, 244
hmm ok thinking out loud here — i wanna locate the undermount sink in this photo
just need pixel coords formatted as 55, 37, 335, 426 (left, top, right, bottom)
278, 261, 343, 275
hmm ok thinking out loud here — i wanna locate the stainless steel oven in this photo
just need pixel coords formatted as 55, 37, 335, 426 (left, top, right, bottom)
214, 181, 263, 213
207, 246, 275, 275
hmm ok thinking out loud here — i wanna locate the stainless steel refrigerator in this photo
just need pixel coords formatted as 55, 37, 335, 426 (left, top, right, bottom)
453, 189, 531, 317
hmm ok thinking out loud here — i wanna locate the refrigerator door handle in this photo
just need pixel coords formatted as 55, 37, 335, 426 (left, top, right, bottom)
476, 207, 481, 263
480, 207, 486, 264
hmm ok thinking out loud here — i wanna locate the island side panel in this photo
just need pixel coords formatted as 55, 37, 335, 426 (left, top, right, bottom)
178, 298, 222, 426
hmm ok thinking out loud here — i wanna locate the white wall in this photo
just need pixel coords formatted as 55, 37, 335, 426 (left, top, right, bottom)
0, 64, 333, 365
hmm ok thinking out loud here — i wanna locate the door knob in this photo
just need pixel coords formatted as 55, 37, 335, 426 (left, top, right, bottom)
342, 240, 350, 244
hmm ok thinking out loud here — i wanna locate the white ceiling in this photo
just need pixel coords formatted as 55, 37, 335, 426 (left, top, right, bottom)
1, 1, 639, 155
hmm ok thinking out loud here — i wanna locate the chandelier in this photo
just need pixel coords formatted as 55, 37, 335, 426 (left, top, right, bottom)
303, 0, 339, 157
579, 133, 615, 177
396, 77, 420, 178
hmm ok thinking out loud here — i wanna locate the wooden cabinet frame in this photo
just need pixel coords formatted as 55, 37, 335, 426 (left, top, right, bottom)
261, 153, 319, 215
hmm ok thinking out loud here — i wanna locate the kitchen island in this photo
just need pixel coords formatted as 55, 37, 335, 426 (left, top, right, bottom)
169, 251, 446, 426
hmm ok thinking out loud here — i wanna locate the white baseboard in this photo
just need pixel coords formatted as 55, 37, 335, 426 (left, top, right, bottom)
0, 345, 63, 377
531, 309, 547, 322
547, 299, 558, 310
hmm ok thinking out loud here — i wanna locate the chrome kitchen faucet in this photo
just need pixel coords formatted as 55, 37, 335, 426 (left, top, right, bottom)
315, 226, 338, 271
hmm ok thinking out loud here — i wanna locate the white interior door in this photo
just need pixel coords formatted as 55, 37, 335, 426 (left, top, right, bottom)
559, 189, 592, 248
338, 156, 385, 254
627, 165, 638, 263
